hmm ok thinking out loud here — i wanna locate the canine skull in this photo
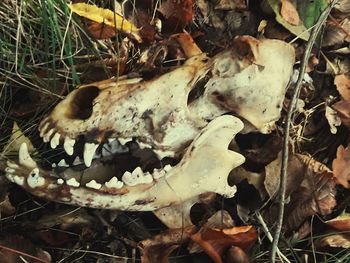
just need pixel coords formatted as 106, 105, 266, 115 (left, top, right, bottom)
4, 36, 295, 222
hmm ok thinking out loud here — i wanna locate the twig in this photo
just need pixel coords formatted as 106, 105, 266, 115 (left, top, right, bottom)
270, 2, 338, 262
0, 244, 49, 263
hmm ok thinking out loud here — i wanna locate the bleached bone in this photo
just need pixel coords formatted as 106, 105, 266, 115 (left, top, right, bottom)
38, 36, 295, 153
5, 115, 244, 211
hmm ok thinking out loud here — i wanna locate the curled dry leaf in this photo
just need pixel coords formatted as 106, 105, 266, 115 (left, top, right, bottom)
323, 18, 350, 47
316, 233, 350, 249
158, 0, 193, 32
139, 226, 196, 263
326, 213, 350, 231
335, 74, 350, 101
280, 0, 300, 26
226, 246, 250, 263
332, 99, 350, 128
190, 226, 257, 263
325, 106, 342, 134
332, 144, 350, 188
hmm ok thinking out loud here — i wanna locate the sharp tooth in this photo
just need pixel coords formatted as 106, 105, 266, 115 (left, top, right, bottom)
138, 142, 149, 149
57, 178, 64, 185
50, 133, 61, 149
19, 143, 37, 168
153, 168, 165, 179
58, 159, 69, 167
142, 172, 153, 184
105, 177, 124, 189
52, 163, 57, 168
83, 143, 99, 167
108, 138, 115, 143
39, 122, 49, 137
63, 137, 75, 156
5, 167, 15, 174
27, 168, 45, 188
153, 149, 175, 159
73, 156, 82, 166
86, 180, 102, 190
121, 171, 136, 186
119, 138, 132, 145
43, 129, 54, 143
164, 164, 172, 172
132, 167, 143, 177
66, 178, 80, 187
7, 161, 19, 169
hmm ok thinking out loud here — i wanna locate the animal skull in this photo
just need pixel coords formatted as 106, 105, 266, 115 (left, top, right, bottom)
4, 36, 295, 226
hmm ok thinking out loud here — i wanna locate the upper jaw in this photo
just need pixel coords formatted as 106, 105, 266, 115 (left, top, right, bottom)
5, 115, 245, 211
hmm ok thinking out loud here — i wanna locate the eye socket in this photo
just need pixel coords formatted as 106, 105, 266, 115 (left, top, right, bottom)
68, 86, 100, 120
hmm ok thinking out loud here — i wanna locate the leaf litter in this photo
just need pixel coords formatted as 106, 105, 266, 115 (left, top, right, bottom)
1, 0, 350, 262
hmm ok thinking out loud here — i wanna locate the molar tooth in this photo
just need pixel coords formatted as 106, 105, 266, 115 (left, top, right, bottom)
57, 178, 64, 185
66, 178, 80, 187
83, 143, 99, 167
142, 172, 153, 184
86, 180, 102, 190
121, 171, 135, 186
105, 177, 124, 189
138, 142, 149, 149
152, 168, 165, 179
132, 166, 143, 177
63, 137, 75, 156
163, 164, 172, 172
108, 138, 115, 143
50, 133, 61, 149
43, 129, 54, 143
27, 168, 45, 188
19, 143, 37, 168
13, 175, 25, 185
153, 149, 175, 159
58, 159, 69, 167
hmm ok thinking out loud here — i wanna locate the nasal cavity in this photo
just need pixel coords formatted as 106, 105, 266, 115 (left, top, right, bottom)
69, 86, 100, 120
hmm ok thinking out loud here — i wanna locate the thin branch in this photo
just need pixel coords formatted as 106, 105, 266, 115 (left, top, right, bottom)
270, 2, 338, 262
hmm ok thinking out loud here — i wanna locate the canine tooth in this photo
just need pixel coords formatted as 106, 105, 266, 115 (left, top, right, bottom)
105, 177, 124, 189
163, 164, 172, 172
132, 167, 143, 177
19, 143, 37, 168
5, 167, 15, 174
58, 159, 69, 167
83, 143, 99, 167
63, 137, 75, 156
57, 178, 64, 185
50, 133, 61, 149
27, 168, 45, 188
119, 138, 132, 145
7, 161, 19, 169
66, 178, 80, 187
86, 180, 102, 190
43, 129, 54, 143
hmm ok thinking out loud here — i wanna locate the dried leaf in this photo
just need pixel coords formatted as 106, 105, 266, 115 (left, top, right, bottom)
158, 0, 193, 32
323, 18, 350, 47
316, 233, 350, 248
139, 226, 196, 263
335, 74, 350, 101
332, 99, 350, 128
325, 106, 342, 134
226, 246, 250, 263
326, 213, 350, 231
68, 3, 141, 42
190, 226, 257, 263
267, 0, 309, 40
332, 145, 350, 188
280, 0, 300, 26
86, 20, 116, 39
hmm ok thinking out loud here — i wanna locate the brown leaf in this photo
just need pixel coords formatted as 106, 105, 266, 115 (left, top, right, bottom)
139, 226, 196, 263
280, 0, 300, 26
158, 0, 193, 32
332, 144, 350, 188
335, 74, 350, 101
86, 20, 116, 39
326, 213, 350, 231
332, 99, 350, 128
323, 18, 350, 47
226, 246, 250, 263
190, 226, 257, 263
316, 233, 350, 248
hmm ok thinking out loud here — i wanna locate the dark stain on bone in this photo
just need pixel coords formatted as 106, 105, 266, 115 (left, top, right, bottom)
133, 198, 155, 206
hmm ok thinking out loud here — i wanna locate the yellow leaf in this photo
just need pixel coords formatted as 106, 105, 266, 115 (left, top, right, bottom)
68, 3, 141, 42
